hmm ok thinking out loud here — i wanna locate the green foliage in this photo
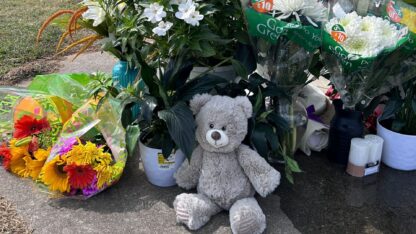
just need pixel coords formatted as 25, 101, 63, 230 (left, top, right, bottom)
215, 73, 301, 182
380, 78, 416, 135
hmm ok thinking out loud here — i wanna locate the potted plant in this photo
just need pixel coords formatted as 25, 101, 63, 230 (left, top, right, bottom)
117, 52, 227, 187
377, 78, 416, 171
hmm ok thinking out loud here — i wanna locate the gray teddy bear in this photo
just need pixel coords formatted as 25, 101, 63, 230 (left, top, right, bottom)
173, 94, 281, 234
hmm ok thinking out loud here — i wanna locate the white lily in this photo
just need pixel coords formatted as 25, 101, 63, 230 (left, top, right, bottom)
82, 0, 106, 27
175, 0, 196, 20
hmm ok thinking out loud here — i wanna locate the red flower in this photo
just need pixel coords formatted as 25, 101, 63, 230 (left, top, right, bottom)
64, 164, 97, 189
14, 115, 51, 139
0, 144, 12, 171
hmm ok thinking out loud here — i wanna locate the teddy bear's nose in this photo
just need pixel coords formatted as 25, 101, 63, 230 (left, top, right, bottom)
211, 131, 221, 141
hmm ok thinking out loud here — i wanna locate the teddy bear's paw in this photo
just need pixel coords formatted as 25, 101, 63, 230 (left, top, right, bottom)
230, 198, 266, 234
173, 193, 221, 230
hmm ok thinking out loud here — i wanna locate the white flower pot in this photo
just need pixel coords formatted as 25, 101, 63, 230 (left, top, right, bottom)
139, 141, 186, 187
377, 120, 416, 171
189, 65, 236, 81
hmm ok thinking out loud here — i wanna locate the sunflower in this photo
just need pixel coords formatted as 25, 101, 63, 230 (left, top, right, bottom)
9, 139, 31, 178
41, 157, 70, 193
401, 8, 416, 33
24, 148, 50, 179
64, 164, 96, 189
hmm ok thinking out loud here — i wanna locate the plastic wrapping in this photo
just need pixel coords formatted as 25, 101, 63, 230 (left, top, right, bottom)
0, 87, 72, 180
39, 96, 127, 198
323, 0, 416, 109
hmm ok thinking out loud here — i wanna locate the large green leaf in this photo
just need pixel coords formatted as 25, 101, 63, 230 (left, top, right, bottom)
126, 125, 141, 157
175, 74, 228, 101
251, 123, 269, 159
138, 62, 159, 97
158, 102, 196, 159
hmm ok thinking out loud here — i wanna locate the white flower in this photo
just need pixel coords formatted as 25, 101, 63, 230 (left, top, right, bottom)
342, 36, 383, 57
184, 10, 204, 26
379, 19, 401, 48
326, 12, 402, 57
175, 0, 196, 20
272, 0, 327, 26
175, 0, 204, 26
144, 3, 166, 23
82, 0, 106, 27
152, 21, 173, 36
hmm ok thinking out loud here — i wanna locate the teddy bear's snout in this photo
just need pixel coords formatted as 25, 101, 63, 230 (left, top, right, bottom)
206, 129, 229, 148
211, 131, 221, 140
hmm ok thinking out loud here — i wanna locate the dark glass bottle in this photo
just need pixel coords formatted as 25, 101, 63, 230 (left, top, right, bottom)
327, 99, 364, 165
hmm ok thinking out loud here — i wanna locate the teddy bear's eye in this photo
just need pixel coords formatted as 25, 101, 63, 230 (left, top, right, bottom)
209, 123, 214, 129
221, 126, 226, 131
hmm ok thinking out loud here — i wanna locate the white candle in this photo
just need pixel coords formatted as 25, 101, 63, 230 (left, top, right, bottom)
348, 138, 371, 167
364, 135, 384, 165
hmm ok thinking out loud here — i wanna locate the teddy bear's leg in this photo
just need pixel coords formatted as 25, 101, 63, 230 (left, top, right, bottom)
229, 198, 266, 234
173, 193, 222, 230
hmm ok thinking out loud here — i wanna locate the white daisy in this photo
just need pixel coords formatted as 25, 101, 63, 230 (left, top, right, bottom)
152, 21, 173, 36
143, 3, 166, 23
379, 19, 401, 48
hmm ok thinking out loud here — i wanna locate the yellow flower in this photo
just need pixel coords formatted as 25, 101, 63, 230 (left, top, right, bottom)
9, 139, 31, 178
25, 148, 50, 180
40, 157, 70, 193
94, 164, 114, 189
401, 8, 416, 33
65, 141, 106, 165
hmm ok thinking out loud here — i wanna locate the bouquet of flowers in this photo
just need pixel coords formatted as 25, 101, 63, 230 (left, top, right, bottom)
322, 0, 416, 110
39, 97, 127, 198
0, 90, 71, 180
239, 0, 326, 179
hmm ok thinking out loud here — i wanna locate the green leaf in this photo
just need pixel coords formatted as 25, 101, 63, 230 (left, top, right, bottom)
380, 98, 402, 121
251, 123, 269, 158
284, 155, 302, 173
126, 125, 141, 156
285, 166, 294, 184
253, 88, 263, 115
175, 74, 227, 101
199, 41, 216, 58
231, 59, 248, 80
158, 102, 196, 159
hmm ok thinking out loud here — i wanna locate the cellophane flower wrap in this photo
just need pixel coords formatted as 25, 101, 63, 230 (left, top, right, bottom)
323, 0, 416, 109
39, 96, 127, 199
240, 0, 326, 170
0, 88, 72, 180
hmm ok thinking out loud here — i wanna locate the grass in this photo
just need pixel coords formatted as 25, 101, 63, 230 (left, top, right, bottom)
0, 0, 76, 80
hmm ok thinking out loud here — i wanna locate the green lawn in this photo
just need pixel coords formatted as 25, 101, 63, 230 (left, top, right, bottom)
0, 0, 76, 79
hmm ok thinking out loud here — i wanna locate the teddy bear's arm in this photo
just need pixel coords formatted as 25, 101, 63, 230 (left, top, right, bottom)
174, 145, 204, 190
237, 145, 281, 197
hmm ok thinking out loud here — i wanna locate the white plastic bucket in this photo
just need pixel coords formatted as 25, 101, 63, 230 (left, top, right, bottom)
139, 141, 186, 187
189, 65, 236, 80
377, 120, 416, 171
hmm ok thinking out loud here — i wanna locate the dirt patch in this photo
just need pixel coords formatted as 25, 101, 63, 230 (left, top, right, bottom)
0, 196, 32, 233
0, 57, 61, 86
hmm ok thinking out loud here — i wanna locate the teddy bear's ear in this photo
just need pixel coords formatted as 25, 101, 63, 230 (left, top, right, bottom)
190, 93, 212, 115
235, 96, 253, 119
